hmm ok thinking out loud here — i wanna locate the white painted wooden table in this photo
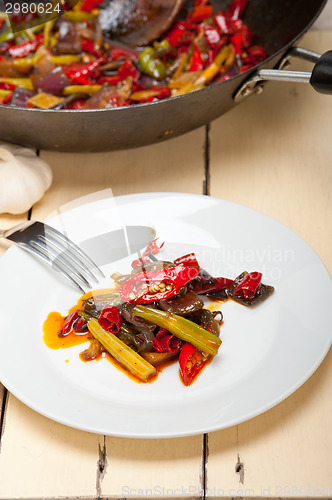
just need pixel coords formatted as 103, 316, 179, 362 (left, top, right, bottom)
0, 31, 331, 500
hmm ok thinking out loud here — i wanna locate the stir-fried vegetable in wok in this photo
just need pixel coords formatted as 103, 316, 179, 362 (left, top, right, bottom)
0, 0, 266, 109
43, 239, 274, 385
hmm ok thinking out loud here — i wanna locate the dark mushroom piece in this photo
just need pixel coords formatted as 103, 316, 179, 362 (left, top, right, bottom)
99, 0, 186, 47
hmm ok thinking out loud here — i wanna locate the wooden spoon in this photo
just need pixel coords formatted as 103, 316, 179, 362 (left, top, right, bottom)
99, 0, 186, 47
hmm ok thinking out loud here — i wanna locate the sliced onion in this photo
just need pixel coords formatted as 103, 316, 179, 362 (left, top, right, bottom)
31, 67, 70, 96
10, 87, 36, 107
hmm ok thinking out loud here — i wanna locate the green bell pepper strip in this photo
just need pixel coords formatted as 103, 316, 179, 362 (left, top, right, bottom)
133, 305, 221, 356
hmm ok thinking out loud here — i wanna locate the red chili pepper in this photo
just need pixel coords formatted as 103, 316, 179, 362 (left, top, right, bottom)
64, 58, 103, 85
70, 99, 87, 109
119, 264, 199, 304
204, 26, 222, 48
98, 305, 122, 333
0, 91, 13, 105
247, 45, 266, 64
131, 238, 165, 269
150, 85, 171, 99
188, 44, 204, 71
153, 328, 182, 353
233, 271, 262, 298
0, 82, 16, 90
231, 33, 243, 55
8, 34, 44, 59
239, 25, 252, 47
188, 269, 233, 294
228, 0, 247, 20
213, 11, 234, 35
166, 22, 196, 48
117, 59, 140, 81
80, 0, 103, 11
110, 47, 138, 61
174, 252, 200, 269
0, 43, 11, 54
61, 310, 79, 335
179, 342, 210, 386
99, 58, 140, 86
188, 5, 213, 22
80, 39, 103, 58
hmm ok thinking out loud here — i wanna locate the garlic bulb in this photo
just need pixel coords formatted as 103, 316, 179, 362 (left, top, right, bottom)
0, 143, 53, 215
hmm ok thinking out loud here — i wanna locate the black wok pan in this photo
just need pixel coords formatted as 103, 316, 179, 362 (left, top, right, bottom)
0, 0, 329, 152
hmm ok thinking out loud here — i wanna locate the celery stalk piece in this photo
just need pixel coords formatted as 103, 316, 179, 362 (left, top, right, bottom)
87, 318, 156, 382
133, 306, 221, 356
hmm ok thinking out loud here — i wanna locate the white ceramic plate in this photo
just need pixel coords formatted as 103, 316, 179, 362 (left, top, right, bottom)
0, 192, 331, 438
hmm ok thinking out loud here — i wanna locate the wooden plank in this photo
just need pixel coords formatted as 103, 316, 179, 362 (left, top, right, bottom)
0, 213, 29, 450
206, 31, 332, 498
0, 127, 206, 499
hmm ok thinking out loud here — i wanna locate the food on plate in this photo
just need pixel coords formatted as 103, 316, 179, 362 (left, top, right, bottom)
0, 0, 266, 109
43, 238, 274, 385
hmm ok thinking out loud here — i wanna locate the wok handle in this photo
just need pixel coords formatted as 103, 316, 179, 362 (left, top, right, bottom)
234, 47, 332, 103
310, 50, 332, 94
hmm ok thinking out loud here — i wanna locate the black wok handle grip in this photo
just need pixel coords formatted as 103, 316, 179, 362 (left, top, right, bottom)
310, 50, 332, 94
234, 47, 332, 103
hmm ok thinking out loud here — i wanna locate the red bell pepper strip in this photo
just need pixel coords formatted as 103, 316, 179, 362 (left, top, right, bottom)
98, 305, 122, 333
174, 252, 200, 269
179, 342, 210, 386
228, 0, 247, 20
188, 44, 204, 71
119, 264, 199, 304
153, 328, 182, 353
8, 34, 44, 59
233, 271, 262, 298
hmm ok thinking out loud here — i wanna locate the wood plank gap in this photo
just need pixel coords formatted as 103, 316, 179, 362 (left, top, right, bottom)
203, 124, 211, 196
96, 435, 107, 499
202, 433, 209, 500
0, 386, 8, 451
202, 124, 211, 500
235, 426, 244, 485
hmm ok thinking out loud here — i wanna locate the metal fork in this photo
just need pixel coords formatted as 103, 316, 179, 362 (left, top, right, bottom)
0, 220, 105, 293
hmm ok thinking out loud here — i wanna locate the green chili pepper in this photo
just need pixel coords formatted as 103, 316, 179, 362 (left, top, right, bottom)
133, 305, 221, 356
0, 30, 14, 43
138, 47, 167, 80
